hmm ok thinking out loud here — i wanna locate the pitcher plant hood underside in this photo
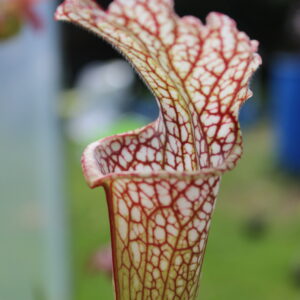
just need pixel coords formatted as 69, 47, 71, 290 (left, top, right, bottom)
55, 1, 261, 299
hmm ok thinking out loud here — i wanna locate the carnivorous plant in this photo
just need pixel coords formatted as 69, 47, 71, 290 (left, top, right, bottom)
56, 0, 261, 299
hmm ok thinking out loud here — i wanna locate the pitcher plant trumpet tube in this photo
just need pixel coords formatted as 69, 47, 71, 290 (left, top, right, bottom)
55, 0, 261, 299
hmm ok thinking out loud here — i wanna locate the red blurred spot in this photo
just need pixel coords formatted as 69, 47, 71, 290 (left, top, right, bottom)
20, 0, 43, 30
89, 246, 113, 275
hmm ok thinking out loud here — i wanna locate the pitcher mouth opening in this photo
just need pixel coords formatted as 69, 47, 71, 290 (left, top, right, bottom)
81, 129, 242, 188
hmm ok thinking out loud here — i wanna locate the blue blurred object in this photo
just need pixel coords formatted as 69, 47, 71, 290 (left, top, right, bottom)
239, 72, 262, 128
270, 54, 300, 174
130, 96, 159, 121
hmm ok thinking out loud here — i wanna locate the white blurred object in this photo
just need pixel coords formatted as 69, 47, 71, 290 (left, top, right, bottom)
0, 2, 70, 300
66, 60, 135, 143
78, 59, 135, 94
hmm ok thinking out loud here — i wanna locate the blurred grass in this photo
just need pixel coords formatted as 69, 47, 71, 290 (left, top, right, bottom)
67, 124, 300, 300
